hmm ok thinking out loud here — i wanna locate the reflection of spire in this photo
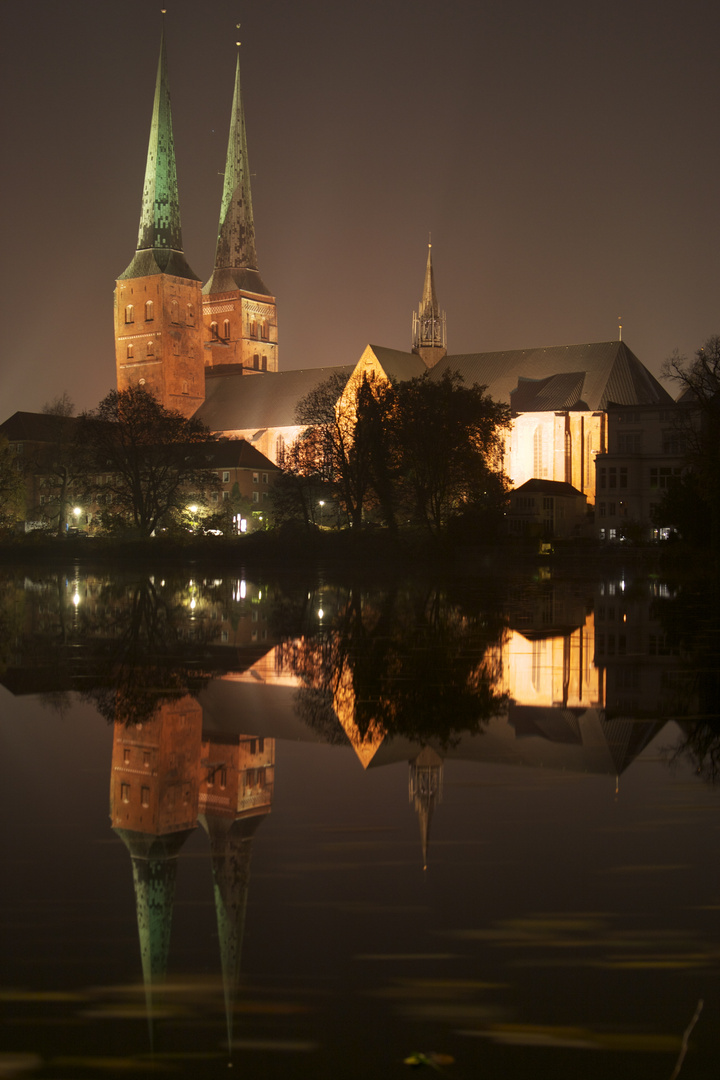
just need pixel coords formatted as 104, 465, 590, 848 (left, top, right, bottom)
198, 733, 275, 1050
114, 828, 194, 1045
199, 814, 264, 1048
409, 747, 444, 870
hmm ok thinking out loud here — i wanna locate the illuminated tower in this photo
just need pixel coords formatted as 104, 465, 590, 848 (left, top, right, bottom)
411, 244, 447, 368
114, 28, 205, 417
202, 51, 278, 373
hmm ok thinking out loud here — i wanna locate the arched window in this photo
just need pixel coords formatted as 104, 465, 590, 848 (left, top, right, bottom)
186, 304, 195, 326
145, 300, 154, 321
126, 343, 134, 359
276, 435, 286, 465
249, 319, 257, 339
211, 321, 218, 339
223, 319, 230, 339
146, 340, 154, 358
253, 354, 260, 370
171, 299, 180, 323
182, 380, 189, 395
125, 304, 134, 324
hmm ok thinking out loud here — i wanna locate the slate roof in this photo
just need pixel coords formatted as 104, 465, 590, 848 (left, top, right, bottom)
198, 439, 279, 471
512, 478, 585, 499
429, 340, 673, 410
195, 366, 356, 432
365, 346, 426, 383
0, 412, 79, 442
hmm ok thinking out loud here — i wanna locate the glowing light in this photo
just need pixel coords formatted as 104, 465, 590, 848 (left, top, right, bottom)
190, 598, 196, 610
189, 504, 198, 514
318, 607, 324, 620
72, 591, 80, 607
72, 507, 81, 518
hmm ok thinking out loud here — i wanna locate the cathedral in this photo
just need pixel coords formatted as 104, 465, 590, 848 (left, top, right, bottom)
114, 30, 673, 505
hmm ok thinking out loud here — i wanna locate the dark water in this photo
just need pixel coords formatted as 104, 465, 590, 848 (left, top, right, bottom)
1, 563, 719, 1079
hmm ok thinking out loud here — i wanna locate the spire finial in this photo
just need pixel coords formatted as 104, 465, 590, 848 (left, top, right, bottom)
618, 315, 622, 342
236, 21, 241, 47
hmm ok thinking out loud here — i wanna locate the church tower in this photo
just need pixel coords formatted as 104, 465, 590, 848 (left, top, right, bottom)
114, 28, 205, 418
411, 244, 447, 368
202, 51, 278, 374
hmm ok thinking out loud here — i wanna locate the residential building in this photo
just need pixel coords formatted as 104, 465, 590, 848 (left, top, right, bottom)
507, 478, 588, 539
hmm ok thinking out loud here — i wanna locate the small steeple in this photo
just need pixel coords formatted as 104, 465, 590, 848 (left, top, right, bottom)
412, 244, 447, 367
119, 28, 199, 281
204, 51, 271, 297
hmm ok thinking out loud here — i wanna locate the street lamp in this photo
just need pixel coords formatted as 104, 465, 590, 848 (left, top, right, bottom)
319, 500, 325, 528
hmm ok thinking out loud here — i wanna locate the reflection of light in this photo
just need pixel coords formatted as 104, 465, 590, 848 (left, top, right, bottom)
160, 580, 165, 587
258, 590, 262, 601
620, 579, 626, 592
240, 580, 246, 600
240, 518, 247, 533
318, 607, 324, 620
189, 504, 198, 514
72, 507, 81, 518
190, 598, 196, 610
72, 591, 80, 607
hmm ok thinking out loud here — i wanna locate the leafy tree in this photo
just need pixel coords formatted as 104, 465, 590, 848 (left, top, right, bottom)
661, 336, 720, 547
389, 370, 511, 535
76, 386, 218, 538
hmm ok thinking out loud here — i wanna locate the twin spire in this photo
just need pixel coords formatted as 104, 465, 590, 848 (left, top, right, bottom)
122, 31, 263, 292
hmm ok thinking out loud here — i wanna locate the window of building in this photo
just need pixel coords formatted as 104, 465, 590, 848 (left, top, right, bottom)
223, 471, 230, 483
223, 319, 230, 339
620, 467, 628, 488
223, 490, 229, 501
125, 305, 134, 324
173, 339, 180, 355
262, 472, 268, 484
609, 503, 616, 516
253, 472, 259, 483
609, 467, 617, 489
261, 321, 269, 340
121, 783, 130, 803
145, 300, 154, 321
617, 433, 642, 453
211, 492, 219, 503
253, 354, 260, 370
543, 496, 553, 510
126, 343, 134, 359
186, 303, 195, 325
662, 431, 684, 454
182, 380, 188, 394
599, 503, 606, 518
123, 748, 131, 764
252, 491, 259, 503
249, 319, 257, 339
171, 299, 179, 323
146, 340, 154, 358
211, 321, 218, 339
143, 752, 150, 768
609, 528, 617, 539
276, 435, 286, 464
141, 787, 150, 808
599, 467, 606, 489
262, 492, 268, 501
261, 356, 267, 371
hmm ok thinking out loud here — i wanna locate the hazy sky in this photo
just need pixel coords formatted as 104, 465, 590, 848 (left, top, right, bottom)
2, 0, 719, 417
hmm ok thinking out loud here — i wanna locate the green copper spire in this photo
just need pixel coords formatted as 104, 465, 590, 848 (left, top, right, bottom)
204, 52, 271, 297
119, 30, 199, 281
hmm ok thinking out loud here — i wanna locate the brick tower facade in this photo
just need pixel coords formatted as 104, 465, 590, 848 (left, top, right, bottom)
114, 30, 205, 418
202, 53, 278, 374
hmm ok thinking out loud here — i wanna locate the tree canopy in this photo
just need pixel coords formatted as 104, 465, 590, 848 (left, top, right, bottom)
76, 386, 218, 538
279, 368, 510, 534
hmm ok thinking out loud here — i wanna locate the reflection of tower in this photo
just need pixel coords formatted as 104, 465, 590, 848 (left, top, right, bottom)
198, 733, 275, 1048
411, 244, 447, 368
409, 746, 444, 870
114, 29, 205, 417
110, 697, 203, 1035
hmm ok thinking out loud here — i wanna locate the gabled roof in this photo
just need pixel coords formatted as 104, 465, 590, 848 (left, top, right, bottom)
510, 372, 587, 411
0, 411, 78, 442
512, 478, 585, 499
195, 367, 356, 432
198, 439, 279, 471
431, 341, 672, 410
363, 346, 426, 383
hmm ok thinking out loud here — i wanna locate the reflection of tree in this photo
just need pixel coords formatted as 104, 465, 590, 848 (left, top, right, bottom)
653, 575, 720, 723
283, 580, 508, 748
78, 576, 221, 724
669, 722, 720, 786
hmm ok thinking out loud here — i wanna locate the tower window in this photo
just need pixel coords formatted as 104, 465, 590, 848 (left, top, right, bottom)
260, 321, 269, 341
126, 343, 134, 359
186, 304, 195, 325
211, 321, 219, 339
125, 305, 134, 324
223, 319, 230, 339
146, 340, 154, 358
171, 299, 179, 323
182, 380, 188, 395
249, 319, 257, 338
145, 300, 154, 321
253, 354, 259, 370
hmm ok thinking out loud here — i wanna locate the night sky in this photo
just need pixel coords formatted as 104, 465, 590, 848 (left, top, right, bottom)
2, 0, 719, 418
